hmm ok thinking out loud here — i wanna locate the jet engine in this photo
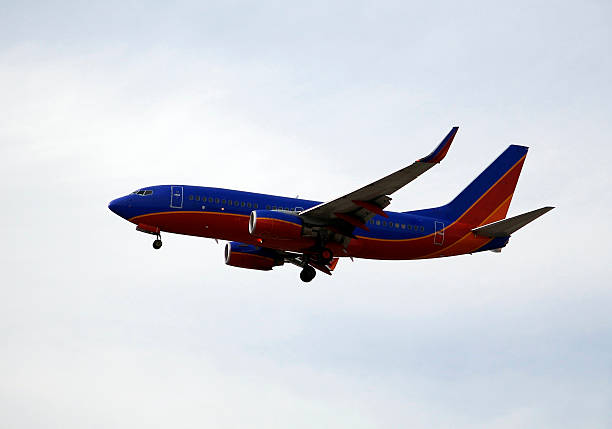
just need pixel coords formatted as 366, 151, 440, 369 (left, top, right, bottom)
224, 241, 284, 271
248, 210, 303, 240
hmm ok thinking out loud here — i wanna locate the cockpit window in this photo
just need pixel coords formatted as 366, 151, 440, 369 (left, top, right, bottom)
133, 189, 153, 196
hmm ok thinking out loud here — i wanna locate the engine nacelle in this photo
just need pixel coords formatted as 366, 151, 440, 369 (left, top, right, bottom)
225, 241, 284, 271
248, 210, 303, 240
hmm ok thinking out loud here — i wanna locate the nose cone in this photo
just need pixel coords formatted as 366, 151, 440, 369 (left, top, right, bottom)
108, 196, 129, 218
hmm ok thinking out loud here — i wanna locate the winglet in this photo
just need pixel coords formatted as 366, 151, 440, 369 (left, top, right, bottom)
418, 127, 459, 164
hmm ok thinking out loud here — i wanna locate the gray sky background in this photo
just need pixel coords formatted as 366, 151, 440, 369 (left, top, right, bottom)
1, 1, 611, 428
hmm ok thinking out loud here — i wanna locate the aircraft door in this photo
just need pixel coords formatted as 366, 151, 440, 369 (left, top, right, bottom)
434, 221, 444, 245
170, 186, 183, 208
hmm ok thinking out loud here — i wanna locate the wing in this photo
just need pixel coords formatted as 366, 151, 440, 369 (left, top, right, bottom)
299, 127, 458, 235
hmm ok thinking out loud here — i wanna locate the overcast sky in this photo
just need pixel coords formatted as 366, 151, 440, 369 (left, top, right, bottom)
1, 1, 611, 428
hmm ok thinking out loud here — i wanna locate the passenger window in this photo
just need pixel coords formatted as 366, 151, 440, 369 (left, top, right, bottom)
228, 200, 233, 206
376, 220, 380, 226
241, 201, 246, 207
189, 195, 194, 200
234, 200, 239, 206
382, 221, 387, 226
195, 195, 200, 201
401, 224, 405, 229
222, 199, 226, 204
395, 223, 400, 228
247, 202, 252, 208
420, 226, 425, 232
407, 225, 412, 230
266, 205, 271, 210
272, 206, 276, 210
208, 197, 214, 203
254, 203, 258, 209
215, 198, 220, 204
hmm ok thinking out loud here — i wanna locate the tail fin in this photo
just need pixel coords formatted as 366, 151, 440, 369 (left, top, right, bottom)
414, 145, 528, 226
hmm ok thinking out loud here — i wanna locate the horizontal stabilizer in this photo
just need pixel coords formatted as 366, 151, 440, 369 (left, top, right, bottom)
472, 206, 554, 238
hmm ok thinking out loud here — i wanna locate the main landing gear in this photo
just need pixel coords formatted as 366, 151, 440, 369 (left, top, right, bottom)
152, 233, 162, 249
286, 247, 335, 283
300, 265, 316, 283
296, 247, 334, 283
319, 247, 333, 265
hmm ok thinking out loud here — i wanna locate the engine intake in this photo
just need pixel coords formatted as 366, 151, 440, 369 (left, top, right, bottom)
225, 241, 283, 271
248, 210, 303, 240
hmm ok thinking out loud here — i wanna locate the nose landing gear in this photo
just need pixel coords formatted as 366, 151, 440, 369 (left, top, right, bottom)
152, 233, 162, 249
136, 224, 162, 249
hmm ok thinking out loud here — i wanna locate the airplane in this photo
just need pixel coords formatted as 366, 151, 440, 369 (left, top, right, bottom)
108, 127, 554, 282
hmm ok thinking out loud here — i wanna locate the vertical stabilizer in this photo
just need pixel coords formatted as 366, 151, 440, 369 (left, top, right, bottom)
412, 145, 528, 227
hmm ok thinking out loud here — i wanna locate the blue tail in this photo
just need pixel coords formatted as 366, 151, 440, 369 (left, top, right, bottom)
409, 145, 528, 226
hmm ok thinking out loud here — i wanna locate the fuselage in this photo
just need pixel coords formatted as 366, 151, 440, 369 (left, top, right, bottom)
108, 184, 506, 260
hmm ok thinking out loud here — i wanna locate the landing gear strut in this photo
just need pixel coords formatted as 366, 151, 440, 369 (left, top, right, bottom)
299, 265, 316, 283
152, 233, 162, 249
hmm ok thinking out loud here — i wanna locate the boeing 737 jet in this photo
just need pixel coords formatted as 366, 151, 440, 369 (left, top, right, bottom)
108, 127, 553, 282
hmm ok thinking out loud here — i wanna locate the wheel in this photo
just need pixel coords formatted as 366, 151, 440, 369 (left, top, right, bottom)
320, 247, 333, 264
153, 239, 162, 249
299, 265, 316, 283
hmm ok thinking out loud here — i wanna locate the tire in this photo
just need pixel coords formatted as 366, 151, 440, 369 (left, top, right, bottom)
153, 239, 162, 249
299, 266, 316, 283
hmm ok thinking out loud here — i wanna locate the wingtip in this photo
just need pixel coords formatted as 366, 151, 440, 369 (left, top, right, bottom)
418, 126, 458, 164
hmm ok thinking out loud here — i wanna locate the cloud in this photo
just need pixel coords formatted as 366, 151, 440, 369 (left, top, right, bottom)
1, 2, 611, 428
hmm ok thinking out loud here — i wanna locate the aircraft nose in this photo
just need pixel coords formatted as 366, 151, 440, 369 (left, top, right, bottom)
108, 197, 128, 218
108, 198, 120, 215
